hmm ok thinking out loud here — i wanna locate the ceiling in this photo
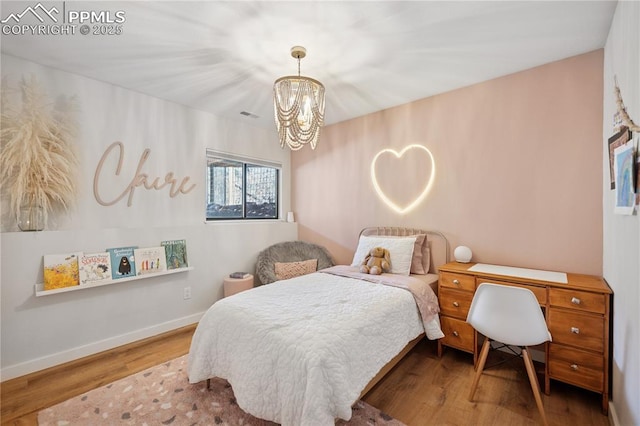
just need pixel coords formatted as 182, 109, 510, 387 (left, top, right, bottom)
0, 1, 617, 129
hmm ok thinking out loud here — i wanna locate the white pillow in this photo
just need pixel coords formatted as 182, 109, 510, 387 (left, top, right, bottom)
351, 235, 417, 275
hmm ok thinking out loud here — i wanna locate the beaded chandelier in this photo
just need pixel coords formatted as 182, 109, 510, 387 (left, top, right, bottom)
273, 46, 325, 150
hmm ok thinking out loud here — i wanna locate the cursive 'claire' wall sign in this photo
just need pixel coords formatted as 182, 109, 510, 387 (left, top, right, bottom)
93, 141, 196, 207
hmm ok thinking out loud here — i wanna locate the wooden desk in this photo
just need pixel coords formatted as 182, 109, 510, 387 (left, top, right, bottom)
437, 262, 612, 414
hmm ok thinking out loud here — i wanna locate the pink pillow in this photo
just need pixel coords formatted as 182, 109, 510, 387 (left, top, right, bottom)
274, 259, 318, 281
410, 234, 431, 275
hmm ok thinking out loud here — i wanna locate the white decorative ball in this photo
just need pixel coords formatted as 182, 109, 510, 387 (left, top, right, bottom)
454, 246, 472, 263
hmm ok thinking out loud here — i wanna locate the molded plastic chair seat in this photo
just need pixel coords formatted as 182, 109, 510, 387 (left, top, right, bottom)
466, 283, 552, 426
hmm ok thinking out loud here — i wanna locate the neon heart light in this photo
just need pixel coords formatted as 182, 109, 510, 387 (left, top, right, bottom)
370, 144, 436, 214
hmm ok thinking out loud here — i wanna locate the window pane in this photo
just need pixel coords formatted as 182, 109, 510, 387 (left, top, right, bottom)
245, 165, 278, 218
206, 158, 243, 219
206, 151, 280, 221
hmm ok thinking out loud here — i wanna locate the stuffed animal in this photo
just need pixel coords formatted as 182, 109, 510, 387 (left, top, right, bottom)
359, 247, 391, 275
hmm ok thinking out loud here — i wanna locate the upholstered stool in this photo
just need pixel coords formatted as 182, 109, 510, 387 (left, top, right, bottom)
223, 274, 254, 297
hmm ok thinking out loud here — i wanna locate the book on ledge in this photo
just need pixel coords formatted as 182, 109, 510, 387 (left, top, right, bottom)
79, 252, 112, 285
107, 246, 137, 280
134, 246, 167, 276
230, 272, 250, 279
43, 252, 82, 290
161, 239, 188, 270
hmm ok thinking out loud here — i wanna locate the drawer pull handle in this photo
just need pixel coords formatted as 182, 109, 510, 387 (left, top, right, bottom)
571, 297, 581, 305
571, 327, 580, 334
453, 301, 460, 307
452, 279, 460, 285
453, 331, 459, 337
570, 364, 579, 371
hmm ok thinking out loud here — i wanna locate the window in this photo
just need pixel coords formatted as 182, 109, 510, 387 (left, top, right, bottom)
206, 150, 280, 220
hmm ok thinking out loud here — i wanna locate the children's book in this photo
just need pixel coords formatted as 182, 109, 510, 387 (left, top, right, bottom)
230, 272, 250, 279
134, 246, 167, 275
79, 252, 112, 285
107, 246, 137, 280
43, 252, 82, 290
161, 239, 188, 270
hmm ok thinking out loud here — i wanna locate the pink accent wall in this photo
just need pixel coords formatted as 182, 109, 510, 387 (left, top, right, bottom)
292, 50, 604, 275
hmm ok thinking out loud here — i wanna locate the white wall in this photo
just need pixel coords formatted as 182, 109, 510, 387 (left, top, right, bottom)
0, 54, 296, 380
602, 3, 640, 425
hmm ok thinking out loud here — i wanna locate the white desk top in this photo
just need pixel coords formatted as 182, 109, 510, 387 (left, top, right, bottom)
468, 263, 568, 284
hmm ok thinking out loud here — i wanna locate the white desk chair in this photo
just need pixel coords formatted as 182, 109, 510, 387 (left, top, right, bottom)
466, 283, 552, 426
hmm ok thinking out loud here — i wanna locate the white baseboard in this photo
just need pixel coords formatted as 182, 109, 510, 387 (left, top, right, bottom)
0, 312, 204, 382
608, 400, 620, 426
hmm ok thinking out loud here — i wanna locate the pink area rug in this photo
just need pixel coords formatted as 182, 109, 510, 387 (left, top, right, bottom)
38, 355, 404, 425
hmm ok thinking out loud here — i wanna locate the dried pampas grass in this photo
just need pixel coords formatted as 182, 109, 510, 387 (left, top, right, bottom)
0, 75, 79, 229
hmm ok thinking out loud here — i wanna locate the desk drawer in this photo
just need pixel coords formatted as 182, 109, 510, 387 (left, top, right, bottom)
549, 288, 606, 314
440, 316, 475, 352
548, 309, 604, 352
476, 279, 547, 305
549, 343, 603, 392
440, 272, 475, 292
439, 288, 473, 319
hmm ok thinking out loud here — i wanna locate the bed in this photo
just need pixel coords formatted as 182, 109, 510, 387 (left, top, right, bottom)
188, 227, 449, 425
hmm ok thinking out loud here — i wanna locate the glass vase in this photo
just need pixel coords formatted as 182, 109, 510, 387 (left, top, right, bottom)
17, 204, 45, 231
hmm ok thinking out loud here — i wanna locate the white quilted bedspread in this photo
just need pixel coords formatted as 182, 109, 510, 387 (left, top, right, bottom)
188, 271, 439, 425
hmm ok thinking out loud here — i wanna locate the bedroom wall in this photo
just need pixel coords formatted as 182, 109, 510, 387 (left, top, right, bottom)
0, 54, 296, 380
602, 2, 640, 425
292, 50, 604, 276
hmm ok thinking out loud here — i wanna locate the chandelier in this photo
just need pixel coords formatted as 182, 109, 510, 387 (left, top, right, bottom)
273, 46, 325, 150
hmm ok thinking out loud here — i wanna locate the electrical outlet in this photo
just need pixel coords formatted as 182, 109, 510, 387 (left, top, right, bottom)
183, 286, 191, 300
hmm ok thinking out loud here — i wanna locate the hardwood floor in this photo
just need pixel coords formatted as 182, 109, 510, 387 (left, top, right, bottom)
1, 324, 196, 426
364, 340, 609, 426
1, 325, 609, 426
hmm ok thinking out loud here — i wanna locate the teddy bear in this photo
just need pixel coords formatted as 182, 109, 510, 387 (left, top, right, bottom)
359, 246, 391, 275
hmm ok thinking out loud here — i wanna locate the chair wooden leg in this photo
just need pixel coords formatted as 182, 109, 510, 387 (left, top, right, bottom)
468, 337, 491, 401
522, 348, 548, 426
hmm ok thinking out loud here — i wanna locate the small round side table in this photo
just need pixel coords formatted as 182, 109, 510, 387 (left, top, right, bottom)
223, 274, 254, 297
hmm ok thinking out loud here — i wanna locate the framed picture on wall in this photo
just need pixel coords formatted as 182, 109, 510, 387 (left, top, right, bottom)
613, 140, 635, 215
607, 126, 631, 190
636, 136, 640, 206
